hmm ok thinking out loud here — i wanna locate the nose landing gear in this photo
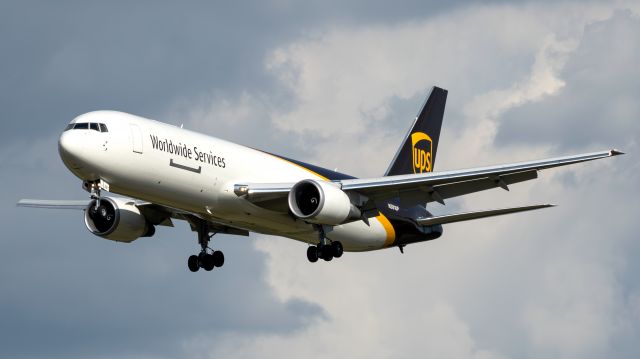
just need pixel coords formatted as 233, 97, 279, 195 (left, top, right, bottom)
83, 180, 104, 210
187, 219, 225, 273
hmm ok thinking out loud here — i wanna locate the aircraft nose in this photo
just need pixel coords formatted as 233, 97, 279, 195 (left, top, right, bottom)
58, 130, 85, 169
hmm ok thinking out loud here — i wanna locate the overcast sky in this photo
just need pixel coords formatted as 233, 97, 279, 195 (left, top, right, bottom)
1, 1, 639, 358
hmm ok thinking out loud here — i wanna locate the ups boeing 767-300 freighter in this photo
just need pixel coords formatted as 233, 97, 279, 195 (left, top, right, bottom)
18, 87, 623, 272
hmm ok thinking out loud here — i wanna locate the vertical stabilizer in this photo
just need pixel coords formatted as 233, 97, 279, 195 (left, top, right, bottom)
384, 86, 447, 176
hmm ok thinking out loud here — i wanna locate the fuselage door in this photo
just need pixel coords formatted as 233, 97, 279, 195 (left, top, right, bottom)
130, 124, 143, 154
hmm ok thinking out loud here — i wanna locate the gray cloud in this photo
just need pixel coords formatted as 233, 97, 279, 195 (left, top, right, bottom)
1, 1, 639, 359
169, 3, 640, 358
496, 10, 640, 152
0, 0, 477, 144
0, 138, 325, 358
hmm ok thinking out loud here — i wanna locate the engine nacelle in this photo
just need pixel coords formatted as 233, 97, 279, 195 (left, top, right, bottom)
84, 196, 154, 243
288, 179, 360, 225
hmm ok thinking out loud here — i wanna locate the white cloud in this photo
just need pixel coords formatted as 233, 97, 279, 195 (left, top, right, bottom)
174, 3, 640, 358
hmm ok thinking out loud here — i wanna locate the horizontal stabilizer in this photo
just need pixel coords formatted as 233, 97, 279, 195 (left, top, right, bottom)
415, 204, 555, 226
17, 199, 90, 210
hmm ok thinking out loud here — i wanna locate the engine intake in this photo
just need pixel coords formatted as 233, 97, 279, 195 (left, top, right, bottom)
288, 179, 360, 225
84, 197, 154, 242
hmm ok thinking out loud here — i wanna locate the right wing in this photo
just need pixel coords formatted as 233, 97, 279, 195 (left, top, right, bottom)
17, 199, 90, 210
17, 198, 249, 236
237, 149, 623, 209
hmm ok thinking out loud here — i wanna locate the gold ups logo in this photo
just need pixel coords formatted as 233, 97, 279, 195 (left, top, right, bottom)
411, 132, 433, 173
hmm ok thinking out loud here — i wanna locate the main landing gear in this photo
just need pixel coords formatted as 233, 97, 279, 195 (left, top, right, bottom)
187, 220, 224, 272
306, 225, 344, 263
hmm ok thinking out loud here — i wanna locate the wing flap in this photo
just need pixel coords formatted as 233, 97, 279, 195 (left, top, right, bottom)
416, 204, 554, 226
395, 170, 538, 206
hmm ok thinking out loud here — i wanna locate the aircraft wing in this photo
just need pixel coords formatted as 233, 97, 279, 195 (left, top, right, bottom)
17, 199, 90, 210
340, 149, 622, 205
415, 204, 554, 226
17, 198, 249, 235
237, 149, 623, 208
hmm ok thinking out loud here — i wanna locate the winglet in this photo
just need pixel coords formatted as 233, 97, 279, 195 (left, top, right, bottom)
609, 149, 625, 156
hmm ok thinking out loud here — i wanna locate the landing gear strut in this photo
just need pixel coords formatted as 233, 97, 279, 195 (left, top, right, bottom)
83, 180, 103, 210
306, 225, 343, 263
84, 180, 112, 224
188, 220, 224, 272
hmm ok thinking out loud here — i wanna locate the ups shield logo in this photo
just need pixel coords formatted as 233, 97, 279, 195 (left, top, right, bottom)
411, 132, 433, 173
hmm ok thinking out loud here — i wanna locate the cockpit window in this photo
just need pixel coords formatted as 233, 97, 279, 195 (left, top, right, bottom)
64, 122, 109, 132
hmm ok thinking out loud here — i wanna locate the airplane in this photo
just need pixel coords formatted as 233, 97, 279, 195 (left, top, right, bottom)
18, 87, 623, 273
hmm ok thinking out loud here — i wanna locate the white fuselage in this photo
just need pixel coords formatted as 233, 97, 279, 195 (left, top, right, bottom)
58, 111, 395, 251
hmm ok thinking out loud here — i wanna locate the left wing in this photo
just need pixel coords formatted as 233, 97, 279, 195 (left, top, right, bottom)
17, 198, 249, 235
340, 149, 622, 205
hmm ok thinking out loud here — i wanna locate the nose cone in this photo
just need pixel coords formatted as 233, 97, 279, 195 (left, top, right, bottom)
58, 131, 85, 170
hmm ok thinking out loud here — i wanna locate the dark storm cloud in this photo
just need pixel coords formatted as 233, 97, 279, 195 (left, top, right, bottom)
495, 11, 640, 151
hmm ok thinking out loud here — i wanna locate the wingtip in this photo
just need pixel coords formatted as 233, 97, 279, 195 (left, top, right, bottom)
609, 149, 625, 156
535, 203, 556, 209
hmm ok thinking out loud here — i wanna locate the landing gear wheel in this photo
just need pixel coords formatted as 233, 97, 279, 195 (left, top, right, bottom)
188, 255, 200, 272
321, 245, 333, 261
307, 246, 319, 263
212, 251, 224, 267
200, 253, 215, 271
187, 219, 226, 273
331, 241, 343, 258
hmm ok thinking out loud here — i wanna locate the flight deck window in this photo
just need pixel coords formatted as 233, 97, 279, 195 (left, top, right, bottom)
64, 124, 74, 131
74, 123, 89, 130
90, 123, 100, 131
99, 123, 108, 132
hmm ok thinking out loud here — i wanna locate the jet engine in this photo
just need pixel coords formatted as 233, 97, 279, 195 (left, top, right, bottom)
84, 196, 155, 242
288, 179, 361, 225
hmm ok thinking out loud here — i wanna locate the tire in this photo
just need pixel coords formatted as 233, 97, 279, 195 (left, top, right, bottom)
321, 245, 333, 261
198, 252, 207, 265
331, 241, 343, 258
201, 254, 215, 271
212, 251, 225, 267
306, 246, 319, 263
188, 255, 200, 272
